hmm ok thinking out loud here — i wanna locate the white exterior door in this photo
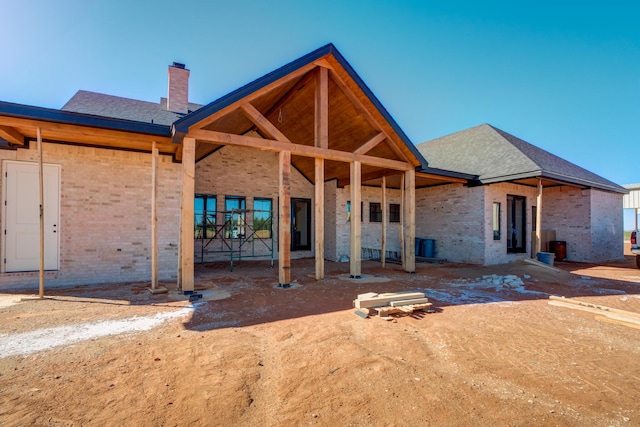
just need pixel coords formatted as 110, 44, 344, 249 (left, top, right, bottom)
2, 161, 60, 272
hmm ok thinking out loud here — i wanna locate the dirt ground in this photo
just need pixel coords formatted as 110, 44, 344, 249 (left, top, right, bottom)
1, 254, 639, 427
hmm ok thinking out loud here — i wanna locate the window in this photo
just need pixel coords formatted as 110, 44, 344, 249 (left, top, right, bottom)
253, 198, 272, 239
194, 194, 216, 239
224, 196, 246, 238
346, 201, 364, 222
389, 203, 400, 223
493, 202, 501, 240
369, 202, 382, 222
507, 195, 526, 253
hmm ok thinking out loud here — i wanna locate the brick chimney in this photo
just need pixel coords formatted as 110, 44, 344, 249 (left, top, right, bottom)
167, 62, 189, 114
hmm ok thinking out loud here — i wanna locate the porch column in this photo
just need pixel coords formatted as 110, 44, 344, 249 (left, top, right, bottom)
151, 141, 159, 289
279, 151, 291, 286
399, 173, 405, 269
180, 137, 195, 292
350, 161, 362, 278
37, 127, 45, 298
404, 168, 416, 273
534, 178, 543, 256
315, 158, 325, 279
314, 66, 327, 280
381, 176, 387, 268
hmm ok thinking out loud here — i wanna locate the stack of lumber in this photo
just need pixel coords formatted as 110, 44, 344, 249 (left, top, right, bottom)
354, 291, 432, 318
548, 295, 640, 330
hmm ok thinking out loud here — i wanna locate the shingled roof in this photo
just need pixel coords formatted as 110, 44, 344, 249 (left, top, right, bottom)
62, 90, 203, 126
416, 123, 626, 193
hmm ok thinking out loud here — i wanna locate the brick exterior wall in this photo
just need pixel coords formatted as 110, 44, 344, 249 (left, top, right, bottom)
543, 186, 624, 262
483, 182, 537, 265
194, 145, 314, 263
331, 184, 403, 262
1, 142, 181, 289
1, 141, 623, 290
542, 186, 592, 261
415, 184, 485, 264
589, 189, 624, 261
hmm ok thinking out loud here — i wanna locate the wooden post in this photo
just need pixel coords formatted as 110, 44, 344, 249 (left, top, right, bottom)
314, 158, 324, 279
350, 161, 362, 278
279, 151, 291, 286
404, 169, 416, 273
180, 137, 196, 292
37, 127, 45, 299
151, 141, 159, 289
399, 174, 405, 270
314, 66, 328, 280
535, 178, 543, 256
381, 176, 387, 268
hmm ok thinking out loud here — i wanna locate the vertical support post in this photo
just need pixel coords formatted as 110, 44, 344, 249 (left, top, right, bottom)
37, 127, 45, 299
315, 67, 329, 149
381, 176, 387, 268
399, 174, 405, 269
314, 158, 325, 279
180, 137, 196, 292
636, 208, 639, 231
279, 151, 291, 286
404, 169, 416, 273
350, 161, 362, 278
151, 141, 159, 289
535, 178, 543, 256
314, 66, 328, 280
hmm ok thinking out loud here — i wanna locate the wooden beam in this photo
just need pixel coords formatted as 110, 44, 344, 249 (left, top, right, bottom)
240, 103, 291, 143
279, 151, 292, 286
381, 176, 387, 268
190, 62, 318, 131
416, 171, 467, 184
37, 127, 45, 298
0, 116, 171, 146
180, 137, 196, 291
353, 132, 385, 155
189, 129, 412, 171
0, 125, 24, 146
315, 158, 325, 280
350, 161, 362, 278
315, 67, 328, 149
151, 141, 159, 289
535, 178, 542, 257
313, 58, 334, 69
404, 169, 416, 273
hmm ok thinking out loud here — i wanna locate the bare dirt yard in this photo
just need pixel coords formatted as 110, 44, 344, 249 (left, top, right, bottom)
1, 255, 639, 427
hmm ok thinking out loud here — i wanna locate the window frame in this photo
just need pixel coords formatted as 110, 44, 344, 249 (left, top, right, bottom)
194, 194, 217, 239
493, 202, 501, 240
253, 197, 273, 239
389, 203, 401, 223
369, 202, 382, 223
224, 195, 246, 238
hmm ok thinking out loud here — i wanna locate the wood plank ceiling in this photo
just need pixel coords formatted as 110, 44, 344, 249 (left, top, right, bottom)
189, 54, 421, 188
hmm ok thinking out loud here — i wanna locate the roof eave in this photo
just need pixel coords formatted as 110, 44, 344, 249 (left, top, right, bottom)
479, 170, 628, 194
0, 101, 172, 137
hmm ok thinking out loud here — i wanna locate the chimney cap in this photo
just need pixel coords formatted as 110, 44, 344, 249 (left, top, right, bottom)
171, 62, 186, 69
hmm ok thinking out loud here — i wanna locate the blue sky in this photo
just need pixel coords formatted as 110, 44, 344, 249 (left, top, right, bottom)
1, 0, 638, 191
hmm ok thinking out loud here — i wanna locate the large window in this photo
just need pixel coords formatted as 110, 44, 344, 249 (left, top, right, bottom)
369, 202, 382, 222
389, 203, 400, 223
253, 198, 273, 239
195, 194, 216, 239
507, 195, 526, 253
224, 196, 246, 238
